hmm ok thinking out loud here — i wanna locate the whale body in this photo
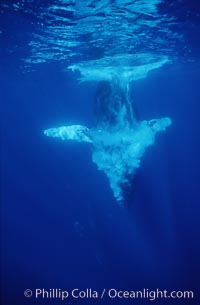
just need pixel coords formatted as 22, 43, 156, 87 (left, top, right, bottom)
44, 79, 171, 203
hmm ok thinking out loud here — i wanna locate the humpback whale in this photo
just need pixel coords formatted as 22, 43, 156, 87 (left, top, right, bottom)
44, 55, 171, 203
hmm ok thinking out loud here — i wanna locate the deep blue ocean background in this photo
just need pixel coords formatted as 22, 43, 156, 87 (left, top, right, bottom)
1, 1, 200, 304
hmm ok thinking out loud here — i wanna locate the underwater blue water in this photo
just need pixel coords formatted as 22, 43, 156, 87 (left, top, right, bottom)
1, 0, 200, 304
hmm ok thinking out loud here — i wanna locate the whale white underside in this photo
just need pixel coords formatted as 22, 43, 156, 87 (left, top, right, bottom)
44, 117, 171, 202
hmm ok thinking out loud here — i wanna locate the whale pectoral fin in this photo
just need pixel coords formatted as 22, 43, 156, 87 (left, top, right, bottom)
44, 125, 93, 143
148, 117, 172, 133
